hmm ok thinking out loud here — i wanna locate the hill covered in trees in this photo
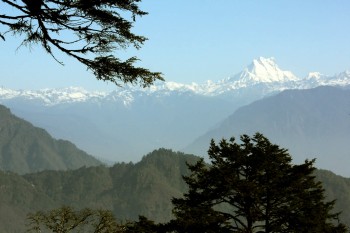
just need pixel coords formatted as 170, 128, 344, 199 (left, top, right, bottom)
0, 105, 102, 174
0, 149, 350, 232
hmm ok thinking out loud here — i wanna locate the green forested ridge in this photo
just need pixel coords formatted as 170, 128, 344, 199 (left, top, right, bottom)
23, 149, 199, 222
315, 169, 350, 223
0, 105, 102, 174
0, 149, 350, 232
0, 170, 57, 233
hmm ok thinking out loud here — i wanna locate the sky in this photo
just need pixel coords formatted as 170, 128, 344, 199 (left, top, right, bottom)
1, 0, 350, 91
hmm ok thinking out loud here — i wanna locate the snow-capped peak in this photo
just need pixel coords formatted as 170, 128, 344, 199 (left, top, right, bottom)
1, 57, 350, 106
240, 57, 299, 83
306, 72, 324, 80
218, 57, 300, 91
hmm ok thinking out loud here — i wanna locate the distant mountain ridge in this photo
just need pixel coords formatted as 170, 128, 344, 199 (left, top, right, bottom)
185, 86, 350, 176
1, 57, 349, 106
0, 105, 102, 174
0, 57, 349, 162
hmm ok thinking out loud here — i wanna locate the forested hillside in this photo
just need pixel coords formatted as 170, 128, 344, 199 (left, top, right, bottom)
315, 169, 350, 223
0, 105, 102, 174
0, 170, 57, 233
0, 149, 350, 232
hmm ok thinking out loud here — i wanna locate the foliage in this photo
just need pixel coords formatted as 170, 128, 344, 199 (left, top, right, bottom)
170, 133, 348, 233
124, 216, 160, 233
1, 148, 350, 232
0, 0, 163, 86
22, 149, 198, 222
26, 206, 125, 233
27, 207, 166, 233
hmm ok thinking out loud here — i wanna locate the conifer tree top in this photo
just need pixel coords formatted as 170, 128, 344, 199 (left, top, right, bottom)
170, 133, 348, 233
0, 0, 163, 87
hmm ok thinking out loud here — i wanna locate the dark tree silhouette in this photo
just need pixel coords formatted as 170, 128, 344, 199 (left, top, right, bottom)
170, 133, 348, 233
0, 0, 163, 87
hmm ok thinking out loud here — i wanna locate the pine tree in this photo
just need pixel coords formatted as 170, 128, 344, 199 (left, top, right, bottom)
0, 0, 163, 86
170, 133, 348, 233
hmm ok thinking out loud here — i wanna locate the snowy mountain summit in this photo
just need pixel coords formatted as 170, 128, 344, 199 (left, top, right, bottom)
212, 57, 300, 94
0, 57, 349, 105
228, 57, 299, 85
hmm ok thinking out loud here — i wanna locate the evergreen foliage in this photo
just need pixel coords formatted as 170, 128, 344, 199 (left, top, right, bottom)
0, 0, 163, 86
0, 148, 349, 232
125, 216, 160, 233
23, 149, 198, 222
170, 133, 348, 233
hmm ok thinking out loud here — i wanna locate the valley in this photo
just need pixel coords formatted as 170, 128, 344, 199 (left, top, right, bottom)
0, 57, 349, 175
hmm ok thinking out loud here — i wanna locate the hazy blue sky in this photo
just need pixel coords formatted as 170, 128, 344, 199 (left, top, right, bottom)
1, 0, 349, 91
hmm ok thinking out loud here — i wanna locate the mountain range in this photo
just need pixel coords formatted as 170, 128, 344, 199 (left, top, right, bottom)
1, 57, 349, 164
1, 57, 349, 103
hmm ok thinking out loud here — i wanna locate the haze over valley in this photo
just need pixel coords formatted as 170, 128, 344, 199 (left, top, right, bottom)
1, 57, 349, 176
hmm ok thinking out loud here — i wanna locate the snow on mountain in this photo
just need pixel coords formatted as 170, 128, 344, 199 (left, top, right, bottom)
145, 58, 350, 96
0, 87, 20, 99
301, 72, 331, 88
141, 57, 301, 96
1, 57, 350, 106
105, 89, 135, 106
301, 70, 350, 88
0, 86, 107, 105
306, 72, 325, 80
330, 71, 350, 86
227, 57, 299, 84
1, 57, 349, 162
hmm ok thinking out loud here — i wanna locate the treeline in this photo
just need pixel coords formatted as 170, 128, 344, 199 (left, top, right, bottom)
0, 149, 197, 232
1, 147, 350, 232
